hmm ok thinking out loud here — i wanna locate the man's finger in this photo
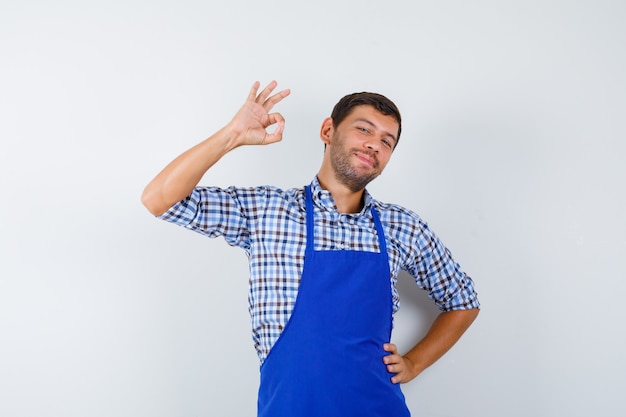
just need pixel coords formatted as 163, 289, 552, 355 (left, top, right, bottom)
247, 81, 261, 101
383, 343, 398, 354
266, 112, 285, 127
256, 80, 278, 104
259, 113, 285, 144
263, 88, 291, 111
266, 125, 285, 144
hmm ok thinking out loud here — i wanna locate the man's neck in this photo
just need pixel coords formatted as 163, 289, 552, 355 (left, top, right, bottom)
316, 173, 365, 214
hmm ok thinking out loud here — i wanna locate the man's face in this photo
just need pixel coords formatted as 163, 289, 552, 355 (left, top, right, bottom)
326, 105, 399, 192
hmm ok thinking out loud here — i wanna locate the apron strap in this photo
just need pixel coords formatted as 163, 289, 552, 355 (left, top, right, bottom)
370, 206, 387, 255
305, 186, 315, 253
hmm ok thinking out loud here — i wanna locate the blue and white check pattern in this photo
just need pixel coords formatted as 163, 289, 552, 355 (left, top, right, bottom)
159, 177, 480, 363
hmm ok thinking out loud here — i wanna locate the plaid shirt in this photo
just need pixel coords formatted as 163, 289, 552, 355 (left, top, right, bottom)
159, 177, 480, 363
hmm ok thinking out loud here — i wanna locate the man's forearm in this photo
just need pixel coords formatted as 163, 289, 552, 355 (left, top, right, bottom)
141, 125, 239, 217
403, 308, 479, 380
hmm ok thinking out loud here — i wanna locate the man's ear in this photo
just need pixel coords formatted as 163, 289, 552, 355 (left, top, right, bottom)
320, 117, 334, 145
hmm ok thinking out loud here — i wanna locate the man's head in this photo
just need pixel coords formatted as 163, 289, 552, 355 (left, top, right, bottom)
318, 92, 402, 193
330, 92, 402, 146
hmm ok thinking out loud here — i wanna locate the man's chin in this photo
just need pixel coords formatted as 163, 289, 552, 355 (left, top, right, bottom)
338, 173, 380, 192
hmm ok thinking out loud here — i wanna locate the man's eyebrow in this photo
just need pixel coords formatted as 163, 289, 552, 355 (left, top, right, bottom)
354, 118, 398, 143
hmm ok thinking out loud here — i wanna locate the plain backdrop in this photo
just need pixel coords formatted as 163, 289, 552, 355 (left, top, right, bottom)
1, 1, 625, 416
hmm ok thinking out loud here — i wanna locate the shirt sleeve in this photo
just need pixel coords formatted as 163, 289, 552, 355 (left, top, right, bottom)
157, 186, 253, 251
404, 220, 480, 312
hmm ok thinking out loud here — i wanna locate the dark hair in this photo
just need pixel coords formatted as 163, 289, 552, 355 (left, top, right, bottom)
330, 92, 402, 144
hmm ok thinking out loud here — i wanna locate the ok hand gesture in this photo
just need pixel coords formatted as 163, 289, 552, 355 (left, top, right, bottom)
229, 80, 291, 146
141, 80, 290, 217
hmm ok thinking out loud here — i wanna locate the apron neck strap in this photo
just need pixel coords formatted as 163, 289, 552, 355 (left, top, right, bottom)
305, 186, 315, 250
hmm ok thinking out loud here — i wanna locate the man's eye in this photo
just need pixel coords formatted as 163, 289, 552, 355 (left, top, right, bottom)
382, 139, 391, 148
358, 127, 369, 133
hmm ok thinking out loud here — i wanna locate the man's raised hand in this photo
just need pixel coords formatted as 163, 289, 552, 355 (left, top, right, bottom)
229, 80, 291, 146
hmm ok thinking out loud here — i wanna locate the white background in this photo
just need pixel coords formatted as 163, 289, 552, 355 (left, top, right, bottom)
1, 1, 625, 416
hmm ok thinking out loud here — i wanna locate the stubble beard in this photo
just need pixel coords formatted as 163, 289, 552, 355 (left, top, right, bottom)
329, 134, 381, 192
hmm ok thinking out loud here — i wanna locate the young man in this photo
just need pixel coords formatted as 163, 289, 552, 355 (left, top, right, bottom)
142, 81, 480, 417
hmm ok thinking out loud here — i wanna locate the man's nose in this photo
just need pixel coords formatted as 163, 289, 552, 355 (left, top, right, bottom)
364, 139, 379, 152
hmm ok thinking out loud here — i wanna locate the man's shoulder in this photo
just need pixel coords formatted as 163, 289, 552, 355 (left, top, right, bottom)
201, 184, 303, 196
371, 198, 422, 222
370, 199, 437, 245
206, 184, 305, 208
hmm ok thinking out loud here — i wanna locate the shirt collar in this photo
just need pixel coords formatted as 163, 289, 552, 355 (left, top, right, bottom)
309, 176, 374, 216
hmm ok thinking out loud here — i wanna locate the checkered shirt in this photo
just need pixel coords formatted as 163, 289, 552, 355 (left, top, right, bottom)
158, 177, 480, 363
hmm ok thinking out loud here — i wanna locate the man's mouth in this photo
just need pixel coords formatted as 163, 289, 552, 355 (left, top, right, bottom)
354, 151, 377, 168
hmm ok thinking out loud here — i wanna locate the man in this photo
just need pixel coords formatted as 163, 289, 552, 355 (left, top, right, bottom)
142, 80, 480, 417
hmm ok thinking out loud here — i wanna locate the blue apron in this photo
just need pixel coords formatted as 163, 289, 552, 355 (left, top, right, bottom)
257, 186, 410, 417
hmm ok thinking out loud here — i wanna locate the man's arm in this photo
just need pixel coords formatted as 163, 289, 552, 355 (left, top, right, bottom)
141, 81, 290, 216
383, 308, 479, 384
